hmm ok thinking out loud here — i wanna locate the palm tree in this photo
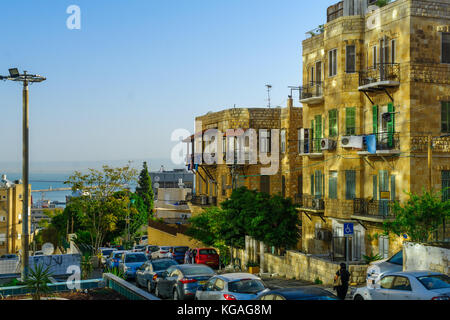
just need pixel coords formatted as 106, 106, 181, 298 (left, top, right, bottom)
24, 264, 53, 300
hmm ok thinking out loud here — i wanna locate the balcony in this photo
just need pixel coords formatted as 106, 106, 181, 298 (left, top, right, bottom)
299, 138, 324, 158
357, 132, 400, 156
358, 63, 400, 92
351, 198, 396, 222
298, 194, 325, 214
299, 82, 324, 105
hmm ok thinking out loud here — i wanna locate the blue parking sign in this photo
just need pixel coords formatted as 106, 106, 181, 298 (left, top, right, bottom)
344, 223, 354, 236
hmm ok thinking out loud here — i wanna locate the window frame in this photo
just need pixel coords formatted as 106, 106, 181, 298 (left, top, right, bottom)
442, 101, 450, 134
328, 109, 338, 137
442, 32, 450, 64
345, 107, 356, 135
328, 171, 338, 200
328, 48, 338, 77
345, 45, 356, 74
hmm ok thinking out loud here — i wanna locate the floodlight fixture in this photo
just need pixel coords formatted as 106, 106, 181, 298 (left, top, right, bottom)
9, 68, 19, 78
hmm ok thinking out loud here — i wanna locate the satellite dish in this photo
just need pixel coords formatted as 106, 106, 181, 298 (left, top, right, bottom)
154, 183, 160, 189
42, 242, 54, 255
154, 176, 160, 182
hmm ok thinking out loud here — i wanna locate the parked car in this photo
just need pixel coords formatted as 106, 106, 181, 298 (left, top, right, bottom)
135, 258, 179, 292
100, 248, 116, 266
366, 250, 403, 285
171, 246, 189, 264
112, 245, 124, 250
353, 271, 450, 300
257, 287, 338, 300
133, 245, 147, 252
154, 264, 216, 300
0, 254, 18, 260
195, 273, 269, 300
151, 246, 172, 259
119, 252, 148, 280
145, 245, 159, 257
106, 250, 125, 269
192, 248, 219, 269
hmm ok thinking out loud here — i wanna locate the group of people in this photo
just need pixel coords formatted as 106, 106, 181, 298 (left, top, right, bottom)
183, 248, 196, 264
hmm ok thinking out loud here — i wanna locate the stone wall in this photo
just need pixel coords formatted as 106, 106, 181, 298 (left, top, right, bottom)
403, 242, 449, 275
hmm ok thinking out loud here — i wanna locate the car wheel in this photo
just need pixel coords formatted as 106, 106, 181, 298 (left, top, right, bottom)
155, 286, 160, 298
354, 294, 364, 301
147, 281, 153, 293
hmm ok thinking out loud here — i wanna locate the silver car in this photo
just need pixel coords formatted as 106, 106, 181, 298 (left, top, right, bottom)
366, 250, 403, 285
195, 273, 269, 300
353, 271, 450, 300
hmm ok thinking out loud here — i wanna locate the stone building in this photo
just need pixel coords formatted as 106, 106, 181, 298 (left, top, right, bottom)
299, 0, 450, 262
184, 98, 303, 223
0, 175, 31, 255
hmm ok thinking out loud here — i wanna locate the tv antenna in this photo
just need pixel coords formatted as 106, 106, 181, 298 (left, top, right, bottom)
266, 84, 272, 108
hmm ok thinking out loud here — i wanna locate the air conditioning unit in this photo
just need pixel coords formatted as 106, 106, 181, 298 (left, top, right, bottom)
321, 138, 336, 151
341, 136, 363, 149
312, 198, 324, 210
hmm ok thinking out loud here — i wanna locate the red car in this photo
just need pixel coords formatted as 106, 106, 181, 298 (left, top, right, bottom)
192, 248, 219, 269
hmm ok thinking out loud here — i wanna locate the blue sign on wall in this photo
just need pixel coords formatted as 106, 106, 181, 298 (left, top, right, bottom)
344, 223, 354, 236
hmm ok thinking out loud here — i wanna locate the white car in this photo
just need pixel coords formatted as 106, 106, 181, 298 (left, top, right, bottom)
150, 246, 173, 260
366, 251, 403, 285
353, 271, 450, 300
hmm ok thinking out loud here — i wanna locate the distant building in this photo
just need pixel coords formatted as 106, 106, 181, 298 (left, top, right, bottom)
0, 175, 31, 255
149, 167, 193, 197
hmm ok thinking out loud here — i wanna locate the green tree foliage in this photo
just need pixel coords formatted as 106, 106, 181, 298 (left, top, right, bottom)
384, 189, 450, 243
136, 162, 154, 215
187, 187, 301, 251
24, 264, 53, 300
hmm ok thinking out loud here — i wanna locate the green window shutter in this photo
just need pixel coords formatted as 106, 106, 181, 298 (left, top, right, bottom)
442, 171, 450, 201
390, 175, 396, 201
329, 109, 338, 137
373, 105, 378, 135
346, 107, 356, 135
314, 115, 322, 151
373, 175, 378, 200
442, 102, 450, 133
311, 174, 315, 196
387, 103, 395, 147
345, 170, 356, 200
379, 170, 389, 192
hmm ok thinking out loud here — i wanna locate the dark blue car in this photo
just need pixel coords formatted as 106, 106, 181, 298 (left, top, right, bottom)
171, 246, 190, 264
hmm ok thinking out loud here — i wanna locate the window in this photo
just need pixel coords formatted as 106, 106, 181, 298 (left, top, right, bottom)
380, 276, 395, 289
328, 49, 337, 77
329, 109, 338, 137
316, 61, 322, 83
442, 171, 450, 201
442, 102, 450, 133
373, 45, 378, 67
442, 33, 450, 64
345, 170, 356, 200
260, 176, 270, 194
345, 107, 356, 135
280, 129, 286, 153
392, 276, 412, 291
379, 235, 389, 259
346, 45, 356, 73
310, 66, 315, 85
313, 170, 324, 198
329, 171, 338, 199
418, 275, 450, 290
259, 130, 271, 153
314, 115, 323, 151
391, 39, 396, 64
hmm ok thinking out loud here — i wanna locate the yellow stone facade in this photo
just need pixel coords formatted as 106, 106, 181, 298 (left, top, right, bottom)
0, 182, 31, 255
299, 0, 450, 260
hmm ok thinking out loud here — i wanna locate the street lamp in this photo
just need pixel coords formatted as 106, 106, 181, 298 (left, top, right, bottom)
1, 69, 46, 280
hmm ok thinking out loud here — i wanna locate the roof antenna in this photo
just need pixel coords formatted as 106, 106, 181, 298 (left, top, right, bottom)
266, 84, 272, 108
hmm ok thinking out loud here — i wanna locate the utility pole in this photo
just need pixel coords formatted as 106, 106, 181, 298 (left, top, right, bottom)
266, 84, 272, 108
1, 69, 46, 280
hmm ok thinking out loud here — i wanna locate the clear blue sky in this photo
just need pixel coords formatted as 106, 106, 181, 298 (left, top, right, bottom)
0, 0, 334, 168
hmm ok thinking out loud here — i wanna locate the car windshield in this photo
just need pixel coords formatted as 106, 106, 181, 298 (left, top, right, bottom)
174, 247, 188, 253
181, 266, 214, 276
387, 251, 403, 265
228, 279, 266, 294
125, 254, 147, 263
417, 275, 450, 290
199, 249, 217, 255
113, 252, 123, 258
102, 249, 114, 256
152, 260, 178, 271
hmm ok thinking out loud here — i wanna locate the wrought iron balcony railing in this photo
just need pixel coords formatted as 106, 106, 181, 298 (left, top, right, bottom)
360, 132, 400, 152
299, 138, 324, 154
300, 82, 323, 101
299, 194, 325, 211
359, 63, 400, 87
353, 198, 397, 219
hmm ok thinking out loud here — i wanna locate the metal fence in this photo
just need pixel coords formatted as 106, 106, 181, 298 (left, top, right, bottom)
359, 63, 400, 86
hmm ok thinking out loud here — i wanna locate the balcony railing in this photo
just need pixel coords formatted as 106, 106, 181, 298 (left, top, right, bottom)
299, 138, 324, 155
360, 132, 400, 153
353, 198, 396, 219
293, 194, 303, 207
299, 82, 323, 104
299, 194, 325, 211
359, 63, 400, 88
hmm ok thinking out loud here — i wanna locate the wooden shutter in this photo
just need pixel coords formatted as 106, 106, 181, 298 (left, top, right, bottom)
345, 170, 356, 200
390, 175, 396, 201
373, 105, 378, 135
373, 175, 378, 200
387, 103, 395, 147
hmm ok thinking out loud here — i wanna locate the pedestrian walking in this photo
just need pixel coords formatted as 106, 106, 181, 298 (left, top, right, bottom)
190, 250, 195, 264
184, 249, 191, 264
334, 263, 351, 300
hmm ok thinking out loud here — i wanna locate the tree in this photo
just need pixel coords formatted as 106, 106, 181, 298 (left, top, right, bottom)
384, 189, 450, 243
64, 164, 137, 253
136, 162, 154, 215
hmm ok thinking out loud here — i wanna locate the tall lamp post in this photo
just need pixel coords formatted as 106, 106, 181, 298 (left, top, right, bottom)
1, 68, 46, 280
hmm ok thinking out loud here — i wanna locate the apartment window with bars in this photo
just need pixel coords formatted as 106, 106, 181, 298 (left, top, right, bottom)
346, 45, 356, 73
443, 171, 450, 201
442, 101, 450, 133
391, 39, 396, 64
345, 107, 356, 135
345, 170, 356, 200
259, 130, 271, 153
328, 49, 337, 77
329, 171, 338, 200
329, 109, 338, 137
442, 33, 450, 64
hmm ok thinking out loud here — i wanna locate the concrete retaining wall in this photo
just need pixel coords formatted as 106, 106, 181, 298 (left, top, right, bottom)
403, 242, 449, 275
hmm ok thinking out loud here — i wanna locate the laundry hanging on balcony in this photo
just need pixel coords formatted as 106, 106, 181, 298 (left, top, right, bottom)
364, 135, 377, 154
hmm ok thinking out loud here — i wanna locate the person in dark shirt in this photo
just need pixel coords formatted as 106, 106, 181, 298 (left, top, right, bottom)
334, 263, 351, 300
